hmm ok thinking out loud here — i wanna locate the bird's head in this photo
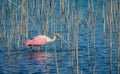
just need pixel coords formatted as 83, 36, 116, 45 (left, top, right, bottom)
55, 33, 67, 44
55, 33, 61, 38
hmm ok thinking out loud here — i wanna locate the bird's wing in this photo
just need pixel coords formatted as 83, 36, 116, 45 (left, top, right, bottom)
31, 35, 47, 45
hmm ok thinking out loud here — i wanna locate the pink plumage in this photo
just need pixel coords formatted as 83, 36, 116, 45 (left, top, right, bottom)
30, 35, 47, 46
24, 35, 47, 46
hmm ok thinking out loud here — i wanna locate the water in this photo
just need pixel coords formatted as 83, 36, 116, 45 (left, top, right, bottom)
0, 36, 119, 74
0, 0, 120, 74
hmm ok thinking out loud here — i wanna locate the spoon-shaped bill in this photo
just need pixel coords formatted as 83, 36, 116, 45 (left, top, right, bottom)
59, 35, 67, 44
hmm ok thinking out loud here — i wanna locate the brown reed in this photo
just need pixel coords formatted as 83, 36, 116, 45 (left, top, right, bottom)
109, 0, 113, 74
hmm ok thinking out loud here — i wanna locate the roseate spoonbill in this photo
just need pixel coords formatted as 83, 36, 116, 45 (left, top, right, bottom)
23, 33, 67, 51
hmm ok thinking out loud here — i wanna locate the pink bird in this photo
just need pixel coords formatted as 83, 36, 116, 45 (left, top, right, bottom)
23, 33, 67, 51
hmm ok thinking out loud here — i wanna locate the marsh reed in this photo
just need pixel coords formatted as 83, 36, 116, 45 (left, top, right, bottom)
109, 0, 113, 73
74, 13, 79, 74
1, 3, 7, 40
7, 10, 15, 58
117, 1, 120, 74
0, 0, 120, 74
102, 1, 106, 48
118, 18, 120, 74
91, 0, 96, 73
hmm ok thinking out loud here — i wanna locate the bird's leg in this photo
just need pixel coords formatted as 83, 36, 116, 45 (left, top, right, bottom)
38, 46, 41, 52
31, 46, 34, 51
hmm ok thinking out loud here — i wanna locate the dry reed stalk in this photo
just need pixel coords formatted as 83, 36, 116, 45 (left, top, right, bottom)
59, 15, 63, 61
118, 17, 120, 74
113, 1, 118, 31
1, 3, 6, 40
60, 0, 65, 14
44, 0, 49, 52
117, 19, 120, 74
19, 0, 25, 44
7, 0, 11, 59
11, 11, 15, 47
53, 15, 59, 74
13, 5, 17, 49
55, 52, 59, 74
102, 2, 106, 47
60, 2, 63, 50
36, 0, 40, 27
117, 0, 120, 73
70, 11, 75, 72
25, 0, 28, 40
17, 0, 21, 52
45, 1, 49, 36
1, 3, 7, 49
93, 9, 96, 74
90, 0, 96, 74
74, 12, 79, 74
42, 0, 45, 35
50, 21, 53, 50
30, 0, 33, 16
66, 0, 71, 65
42, 0, 44, 14
54, 44, 59, 74
75, 28, 79, 74
8, 0, 11, 13
17, 23, 20, 54
109, 0, 113, 74
7, 10, 15, 58
67, 14, 70, 55
58, 0, 64, 61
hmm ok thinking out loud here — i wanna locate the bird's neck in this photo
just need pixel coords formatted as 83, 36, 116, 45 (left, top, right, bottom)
51, 35, 57, 42
46, 35, 57, 43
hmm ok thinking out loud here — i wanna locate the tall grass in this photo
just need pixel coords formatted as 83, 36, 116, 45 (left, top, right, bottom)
0, 0, 120, 74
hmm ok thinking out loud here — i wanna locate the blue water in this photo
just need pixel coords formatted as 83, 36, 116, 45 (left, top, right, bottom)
0, 0, 119, 74
0, 30, 119, 74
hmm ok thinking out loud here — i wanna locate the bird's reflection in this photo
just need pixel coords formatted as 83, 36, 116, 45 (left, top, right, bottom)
24, 51, 53, 73
25, 51, 52, 63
